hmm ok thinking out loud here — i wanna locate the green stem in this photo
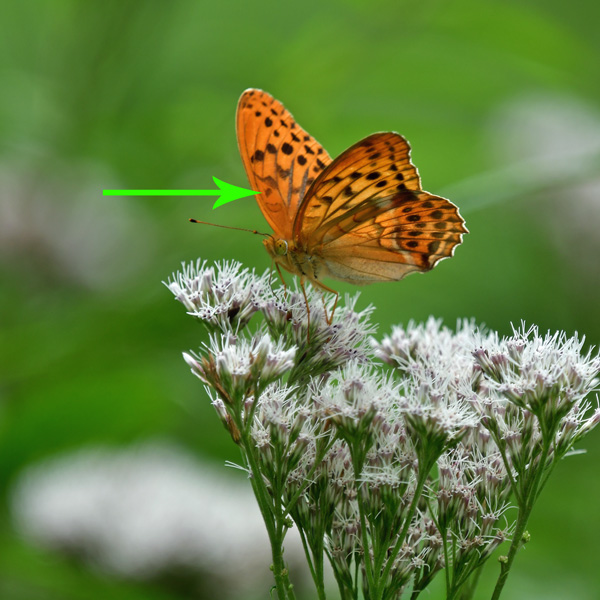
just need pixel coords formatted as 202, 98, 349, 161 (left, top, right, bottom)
276, 519, 297, 600
297, 527, 318, 586
353, 558, 360, 600
410, 569, 424, 600
326, 548, 355, 600
441, 528, 452, 594
489, 506, 529, 600
298, 526, 327, 600
496, 442, 522, 505
456, 564, 483, 600
351, 451, 376, 592
374, 469, 429, 600
273, 454, 297, 599
241, 427, 295, 600
313, 541, 326, 600
490, 438, 552, 600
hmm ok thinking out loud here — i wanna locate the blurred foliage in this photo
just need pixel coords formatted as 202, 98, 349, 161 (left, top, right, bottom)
1, 0, 599, 598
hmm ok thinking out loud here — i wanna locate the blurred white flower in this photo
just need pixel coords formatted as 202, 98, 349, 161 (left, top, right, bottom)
11, 442, 306, 598
441, 94, 600, 285
0, 157, 156, 290
489, 94, 600, 174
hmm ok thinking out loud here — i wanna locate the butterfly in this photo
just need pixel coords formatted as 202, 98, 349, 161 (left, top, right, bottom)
236, 89, 467, 318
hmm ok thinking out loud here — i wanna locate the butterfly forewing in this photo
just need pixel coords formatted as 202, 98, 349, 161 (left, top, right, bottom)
236, 89, 332, 240
293, 133, 422, 241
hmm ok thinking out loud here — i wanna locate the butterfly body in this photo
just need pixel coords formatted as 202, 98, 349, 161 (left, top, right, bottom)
263, 236, 330, 290
237, 89, 467, 292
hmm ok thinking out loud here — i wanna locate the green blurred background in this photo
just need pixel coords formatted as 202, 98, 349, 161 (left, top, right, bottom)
1, 1, 599, 598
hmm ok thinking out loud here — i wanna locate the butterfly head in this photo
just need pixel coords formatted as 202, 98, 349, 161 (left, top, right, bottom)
264, 236, 305, 277
263, 236, 289, 257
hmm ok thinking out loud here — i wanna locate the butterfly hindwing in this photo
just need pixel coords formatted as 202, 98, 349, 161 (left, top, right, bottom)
236, 89, 332, 240
316, 190, 467, 283
293, 132, 467, 283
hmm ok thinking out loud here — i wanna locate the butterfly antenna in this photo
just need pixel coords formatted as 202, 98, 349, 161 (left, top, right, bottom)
189, 219, 269, 237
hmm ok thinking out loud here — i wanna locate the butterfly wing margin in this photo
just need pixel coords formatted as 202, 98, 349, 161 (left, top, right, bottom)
236, 89, 332, 240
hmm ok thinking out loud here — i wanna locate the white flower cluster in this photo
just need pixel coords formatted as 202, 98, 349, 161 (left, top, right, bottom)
165, 259, 268, 331
167, 260, 600, 600
184, 333, 296, 399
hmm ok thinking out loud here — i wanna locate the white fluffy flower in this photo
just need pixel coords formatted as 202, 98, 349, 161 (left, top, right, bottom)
373, 317, 490, 384
185, 332, 296, 400
473, 323, 600, 419
313, 362, 398, 436
165, 259, 268, 331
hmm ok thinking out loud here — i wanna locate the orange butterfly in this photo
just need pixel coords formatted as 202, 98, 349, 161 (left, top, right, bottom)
236, 89, 467, 314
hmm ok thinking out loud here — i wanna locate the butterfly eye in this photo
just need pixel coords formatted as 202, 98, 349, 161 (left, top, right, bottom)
275, 240, 288, 256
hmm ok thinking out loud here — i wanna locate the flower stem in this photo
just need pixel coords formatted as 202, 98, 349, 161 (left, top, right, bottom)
489, 506, 529, 600
297, 526, 327, 600
350, 450, 376, 592
374, 468, 429, 600
456, 564, 483, 600
490, 438, 551, 600
241, 427, 295, 600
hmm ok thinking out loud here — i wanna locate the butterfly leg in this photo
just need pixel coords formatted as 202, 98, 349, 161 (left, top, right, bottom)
325, 291, 339, 326
267, 260, 282, 295
267, 259, 275, 290
310, 280, 339, 325
299, 278, 311, 341
274, 263, 288, 297
267, 261, 289, 303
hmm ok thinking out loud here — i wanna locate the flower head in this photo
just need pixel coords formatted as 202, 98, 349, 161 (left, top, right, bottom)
373, 317, 487, 382
251, 382, 321, 467
399, 373, 479, 468
168, 258, 600, 600
166, 259, 267, 332
473, 323, 600, 443
184, 332, 296, 403
313, 362, 398, 440
260, 285, 376, 382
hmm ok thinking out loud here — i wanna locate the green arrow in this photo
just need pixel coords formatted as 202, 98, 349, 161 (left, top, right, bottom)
102, 176, 260, 209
